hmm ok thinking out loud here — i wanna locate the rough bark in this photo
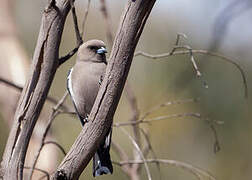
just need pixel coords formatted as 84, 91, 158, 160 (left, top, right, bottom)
0, 0, 72, 179
51, 0, 156, 179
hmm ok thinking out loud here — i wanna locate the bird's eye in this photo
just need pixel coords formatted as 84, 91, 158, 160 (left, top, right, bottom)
89, 46, 97, 50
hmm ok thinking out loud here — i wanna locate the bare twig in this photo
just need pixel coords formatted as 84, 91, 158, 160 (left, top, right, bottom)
24, 167, 49, 180
140, 128, 157, 159
29, 91, 68, 179
139, 128, 161, 180
173, 45, 202, 77
134, 49, 248, 98
58, 46, 79, 66
0, 77, 69, 111
124, 82, 142, 174
111, 141, 131, 175
120, 127, 152, 180
170, 33, 187, 54
80, 0, 91, 39
70, 0, 83, 46
44, 141, 67, 156
58, 0, 83, 66
114, 113, 203, 127
0, 77, 23, 91
100, 0, 114, 46
209, 124, 221, 153
113, 159, 217, 180
141, 98, 199, 120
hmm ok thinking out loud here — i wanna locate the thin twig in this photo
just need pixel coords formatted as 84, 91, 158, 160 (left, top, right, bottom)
140, 128, 157, 159
170, 33, 187, 54
111, 141, 131, 175
134, 49, 248, 98
124, 82, 142, 174
58, 46, 79, 66
80, 0, 91, 39
44, 141, 67, 155
29, 91, 68, 179
100, 0, 114, 46
24, 166, 49, 180
173, 45, 202, 77
209, 124, 221, 153
0, 77, 69, 111
70, 0, 83, 46
139, 128, 161, 180
141, 98, 199, 120
58, 0, 83, 66
114, 113, 203, 127
113, 159, 217, 180
120, 127, 152, 180
0, 77, 23, 90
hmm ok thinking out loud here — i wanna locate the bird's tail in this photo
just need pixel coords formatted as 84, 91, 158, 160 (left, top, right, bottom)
93, 129, 113, 177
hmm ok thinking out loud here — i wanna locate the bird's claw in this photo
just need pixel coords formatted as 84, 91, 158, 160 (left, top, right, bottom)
99, 76, 103, 86
84, 117, 89, 123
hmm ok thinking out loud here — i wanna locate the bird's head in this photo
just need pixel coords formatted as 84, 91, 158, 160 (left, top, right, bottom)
77, 39, 108, 64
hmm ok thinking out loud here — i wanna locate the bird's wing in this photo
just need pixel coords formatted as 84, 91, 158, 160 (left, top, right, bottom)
67, 68, 86, 126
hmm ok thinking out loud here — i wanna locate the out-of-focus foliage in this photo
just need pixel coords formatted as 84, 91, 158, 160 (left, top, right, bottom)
1, 0, 251, 179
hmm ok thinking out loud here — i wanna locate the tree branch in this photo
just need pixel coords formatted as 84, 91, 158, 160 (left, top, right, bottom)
0, 77, 69, 111
0, 0, 72, 179
135, 49, 248, 98
113, 159, 217, 180
29, 91, 68, 179
50, 0, 156, 179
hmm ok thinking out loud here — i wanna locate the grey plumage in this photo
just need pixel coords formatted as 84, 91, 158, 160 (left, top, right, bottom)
67, 39, 113, 176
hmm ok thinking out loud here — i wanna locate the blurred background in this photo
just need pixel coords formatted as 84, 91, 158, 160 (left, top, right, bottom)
0, 0, 251, 179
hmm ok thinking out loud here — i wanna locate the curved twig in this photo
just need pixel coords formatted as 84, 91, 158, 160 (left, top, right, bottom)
113, 159, 217, 180
24, 166, 49, 180
134, 50, 248, 98
44, 141, 67, 155
81, 0, 91, 39
120, 127, 152, 180
29, 91, 68, 179
0, 77, 69, 111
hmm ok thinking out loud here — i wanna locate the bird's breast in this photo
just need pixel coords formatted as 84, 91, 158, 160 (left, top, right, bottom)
71, 62, 106, 116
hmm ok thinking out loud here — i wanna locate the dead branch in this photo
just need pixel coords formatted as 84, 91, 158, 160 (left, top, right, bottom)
111, 141, 131, 175
0, 77, 69, 111
99, 2, 145, 179
43, 141, 67, 156
50, 1, 156, 179
119, 127, 152, 180
113, 159, 217, 180
135, 49, 248, 98
141, 98, 199, 120
114, 113, 202, 127
100, 0, 114, 46
80, 0, 91, 39
24, 167, 49, 180
70, 0, 83, 46
0, 0, 73, 178
58, 0, 84, 66
29, 91, 68, 179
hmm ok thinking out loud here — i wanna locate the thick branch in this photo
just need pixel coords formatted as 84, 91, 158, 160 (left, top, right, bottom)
51, 0, 156, 179
0, 1, 72, 179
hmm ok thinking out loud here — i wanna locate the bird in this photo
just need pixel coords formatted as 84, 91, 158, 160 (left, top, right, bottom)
67, 39, 113, 177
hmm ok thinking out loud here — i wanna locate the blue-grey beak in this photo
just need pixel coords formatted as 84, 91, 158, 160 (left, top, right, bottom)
97, 47, 107, 54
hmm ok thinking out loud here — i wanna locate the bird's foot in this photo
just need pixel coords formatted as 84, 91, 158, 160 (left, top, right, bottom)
84, 115, 89, 123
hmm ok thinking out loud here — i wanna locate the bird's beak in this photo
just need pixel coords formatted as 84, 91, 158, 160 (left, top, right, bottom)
96, 47, 107, 54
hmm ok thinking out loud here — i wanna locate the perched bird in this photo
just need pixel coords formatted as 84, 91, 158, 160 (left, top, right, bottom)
67, 39, 113, 177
